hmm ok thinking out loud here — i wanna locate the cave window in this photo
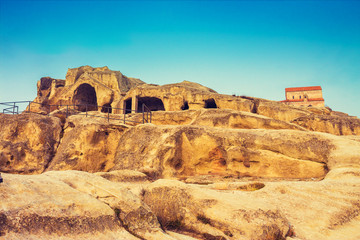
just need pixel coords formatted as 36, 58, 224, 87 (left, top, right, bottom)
40, 77, 52, 90
181, 101, 189, 110
204, 98, 217, 108
300, 96, 301, 99
73, 83, 97, 112
137, 97, 165, 112
292, 96, 294, 99
124, 98, 132, 114
101, 103, 112, 113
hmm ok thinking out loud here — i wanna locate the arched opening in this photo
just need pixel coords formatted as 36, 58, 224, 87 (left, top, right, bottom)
204, 98, 217, 108
181, 101, 189, 110
73, 84, 97, 112
137, 97, 165, 112
101, 103, 112, 113
124, 98, 132, 114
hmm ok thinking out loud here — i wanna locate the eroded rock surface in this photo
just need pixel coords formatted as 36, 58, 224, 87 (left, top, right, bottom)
1, 168, 360, 240
1, 66, 360, 239
0, 170, 180, 240
44, 171, 169, 240
26, 65, 360, 135
111, 124, 360, 179
0, 113, 62, 174
47, 115, 128, 172
29, 65, 145, 115
291, 114, 360, 135
251, 168, 360, 240
0, 172, 138, 239
143, 179, 292, 240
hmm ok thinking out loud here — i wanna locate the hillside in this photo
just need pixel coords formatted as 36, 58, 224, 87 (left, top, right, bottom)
1, 66, 360, 240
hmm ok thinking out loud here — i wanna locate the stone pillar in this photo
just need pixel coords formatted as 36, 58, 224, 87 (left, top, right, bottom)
131, 96, 138, 113
122, 100, 126, 114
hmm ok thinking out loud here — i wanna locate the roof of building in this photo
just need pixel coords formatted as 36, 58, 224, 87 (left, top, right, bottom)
281, 98, 324, 103
285, 86, 322, 92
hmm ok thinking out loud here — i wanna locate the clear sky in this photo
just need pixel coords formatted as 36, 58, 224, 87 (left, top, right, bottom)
1, 0, 359, 117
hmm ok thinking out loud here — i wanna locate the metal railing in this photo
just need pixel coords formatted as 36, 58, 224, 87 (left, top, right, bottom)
0, 101, 152, 124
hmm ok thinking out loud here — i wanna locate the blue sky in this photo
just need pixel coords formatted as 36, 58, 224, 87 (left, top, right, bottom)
1, 0, 359, 117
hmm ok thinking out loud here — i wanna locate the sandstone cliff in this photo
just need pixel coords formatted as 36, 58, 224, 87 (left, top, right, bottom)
28, 66, 360, 136
29, 66, 145, 115
1, 66, 360, 239
0, 113, 62, 174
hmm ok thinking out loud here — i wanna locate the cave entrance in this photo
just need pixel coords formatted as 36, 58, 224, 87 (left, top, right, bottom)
101, 103, 112, 113
181, 101, 189, 110
73, 84, 97, 112
137, 97, 165, 112
124, 98, 132, 114
204, 98, 217, 108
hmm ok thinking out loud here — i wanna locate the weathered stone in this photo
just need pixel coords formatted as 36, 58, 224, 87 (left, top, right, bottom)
0, 172, 138, 239
0, 113, 62, 174
96, 170, 149, 183
2, 65, 360, 240
256, 100, 312, 122
342, 135, 360, 142
29, 66, 145, 115
143, 179, 291, 240
189, 109, 306, 130
291, 114, 360, 135
44, 170, 170, 240
249, 170, 360, 240
130, 109, 307, 131
111, 124, 360, 179
47, 115, 129, 173
116, 81, 254, 113
27, 66, 360, 136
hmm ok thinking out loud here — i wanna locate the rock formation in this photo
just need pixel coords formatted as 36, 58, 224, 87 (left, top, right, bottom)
46, 115, 129, 173
0, 113, 62, 174
1, 66, 360, 239
110, 124, 359, 179
29, 66, 145, 114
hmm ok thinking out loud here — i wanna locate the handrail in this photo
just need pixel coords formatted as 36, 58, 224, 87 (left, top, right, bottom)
0, 101, 152, 125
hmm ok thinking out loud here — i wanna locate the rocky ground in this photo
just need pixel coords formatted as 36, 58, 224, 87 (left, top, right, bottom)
1, 103, 360, 239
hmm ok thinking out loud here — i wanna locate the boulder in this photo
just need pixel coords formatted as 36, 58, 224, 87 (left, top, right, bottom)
44, 170, 170, 240
291, 114, 360, 135
142, 179, 292, 240
47, 115, 129, 173
0, 113, 62, 174
0, 172, 138, 239
111, 124, 360, 179
0, 170, 181, 240
256, 100, 312, 122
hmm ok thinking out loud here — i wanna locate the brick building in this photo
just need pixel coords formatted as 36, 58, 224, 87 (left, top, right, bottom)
281, 86, 325, 107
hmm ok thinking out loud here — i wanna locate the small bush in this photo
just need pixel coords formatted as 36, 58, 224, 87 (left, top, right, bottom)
164, 219, 183, 230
